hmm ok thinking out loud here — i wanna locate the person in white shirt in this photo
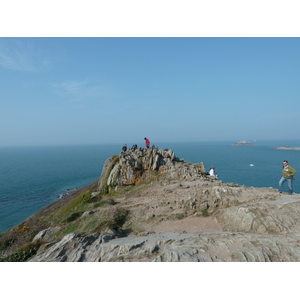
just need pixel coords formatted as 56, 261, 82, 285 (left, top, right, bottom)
209, 166, 218, 179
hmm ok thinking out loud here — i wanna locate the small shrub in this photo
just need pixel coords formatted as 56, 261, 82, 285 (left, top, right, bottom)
1, 241, 42, 262
166, 213, 185, 221
124, 185, 135, 193
93, 198, 116, 208
66, 212, 83, 223
87, 194, 102, 203
94, 208, 129, 232
201, 209, 209, 217
0, 238, 15, 250
13, 226, 32, 236
64, 190, 92, 212
113, 208, 129, 227
174, 214, 184, 220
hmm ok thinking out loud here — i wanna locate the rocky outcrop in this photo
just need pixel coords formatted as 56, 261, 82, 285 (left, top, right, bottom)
30, 230, 300, 262
32, 227, 61, 242
97, 146, 206, 193
216, 197, 300, 234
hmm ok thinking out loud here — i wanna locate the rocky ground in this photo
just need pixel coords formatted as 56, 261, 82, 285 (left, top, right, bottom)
31, 177, 300, 262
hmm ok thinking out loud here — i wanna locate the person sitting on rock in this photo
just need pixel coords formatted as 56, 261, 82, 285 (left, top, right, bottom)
209, 166, 218, 179
131, 144, 137, 151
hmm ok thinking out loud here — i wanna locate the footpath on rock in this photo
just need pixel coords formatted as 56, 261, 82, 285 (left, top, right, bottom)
1, 146, 300, 262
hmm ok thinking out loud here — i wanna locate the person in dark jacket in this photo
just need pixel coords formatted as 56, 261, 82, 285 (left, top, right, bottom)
122, 144, 127, 152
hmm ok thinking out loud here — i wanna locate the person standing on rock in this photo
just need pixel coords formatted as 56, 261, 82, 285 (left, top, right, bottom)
144, 137, 150, 148
279, 160, 297, 195
122, 144, 127, 152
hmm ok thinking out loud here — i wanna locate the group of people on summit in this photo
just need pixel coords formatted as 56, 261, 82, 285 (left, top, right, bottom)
122, 137, 150, 153
121, 139, 297, 195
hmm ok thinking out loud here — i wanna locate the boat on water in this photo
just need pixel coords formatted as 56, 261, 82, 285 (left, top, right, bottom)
232, 140, 254, 146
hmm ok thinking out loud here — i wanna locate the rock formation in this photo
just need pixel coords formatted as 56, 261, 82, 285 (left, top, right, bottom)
97, 146, 205, 193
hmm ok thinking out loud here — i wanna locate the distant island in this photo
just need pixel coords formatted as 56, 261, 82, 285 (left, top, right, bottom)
274, 146, 300, 151
232, 140, 254, 146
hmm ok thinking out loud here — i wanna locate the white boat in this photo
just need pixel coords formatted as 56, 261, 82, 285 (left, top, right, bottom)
250, 164, 254, 167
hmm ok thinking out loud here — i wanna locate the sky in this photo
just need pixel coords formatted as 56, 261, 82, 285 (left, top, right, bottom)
1, 37, 299, 147
1, 0, 300, 147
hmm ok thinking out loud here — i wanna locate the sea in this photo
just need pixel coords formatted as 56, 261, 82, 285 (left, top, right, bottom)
1, 139, 299, 234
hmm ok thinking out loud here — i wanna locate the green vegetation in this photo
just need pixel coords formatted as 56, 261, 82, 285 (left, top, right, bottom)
94, 207, 129, 232
66, 212, 83, 223
0, 240, 42, 262
173, 213, 185, 220
64, 190, 92, 212
0, 180, 131, 261
93, 198, 116, 208
0, 238, 15, 250
201, 209, 209, 217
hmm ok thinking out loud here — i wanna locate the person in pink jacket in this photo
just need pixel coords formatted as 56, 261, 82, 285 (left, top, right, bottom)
144, 137, 150, 148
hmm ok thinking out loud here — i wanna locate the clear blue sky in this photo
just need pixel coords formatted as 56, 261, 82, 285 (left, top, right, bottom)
1, 37, 299, 146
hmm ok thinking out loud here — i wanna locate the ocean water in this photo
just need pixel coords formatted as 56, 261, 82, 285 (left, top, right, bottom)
0, 140, 299, 234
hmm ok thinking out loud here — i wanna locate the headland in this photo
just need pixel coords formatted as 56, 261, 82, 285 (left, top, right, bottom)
1, 146, 300, 262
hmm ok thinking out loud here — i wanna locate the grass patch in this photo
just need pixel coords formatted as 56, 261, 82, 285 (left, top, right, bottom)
64, 190, 92, 212
94, 207, 129, 232
0, 240, 42, 262
0, 237, 15, 251
167, 213, 185, 220
174, 213, 185, 220
54, 222, 81, 240
201, 209, 209, 217
66, 212, 83, 223
13, 225, 32, 236
93, 198, 116, 208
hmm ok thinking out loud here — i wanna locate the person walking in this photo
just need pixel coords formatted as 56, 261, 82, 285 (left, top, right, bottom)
144, 137, 150, 148
279, 160, 297, 195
